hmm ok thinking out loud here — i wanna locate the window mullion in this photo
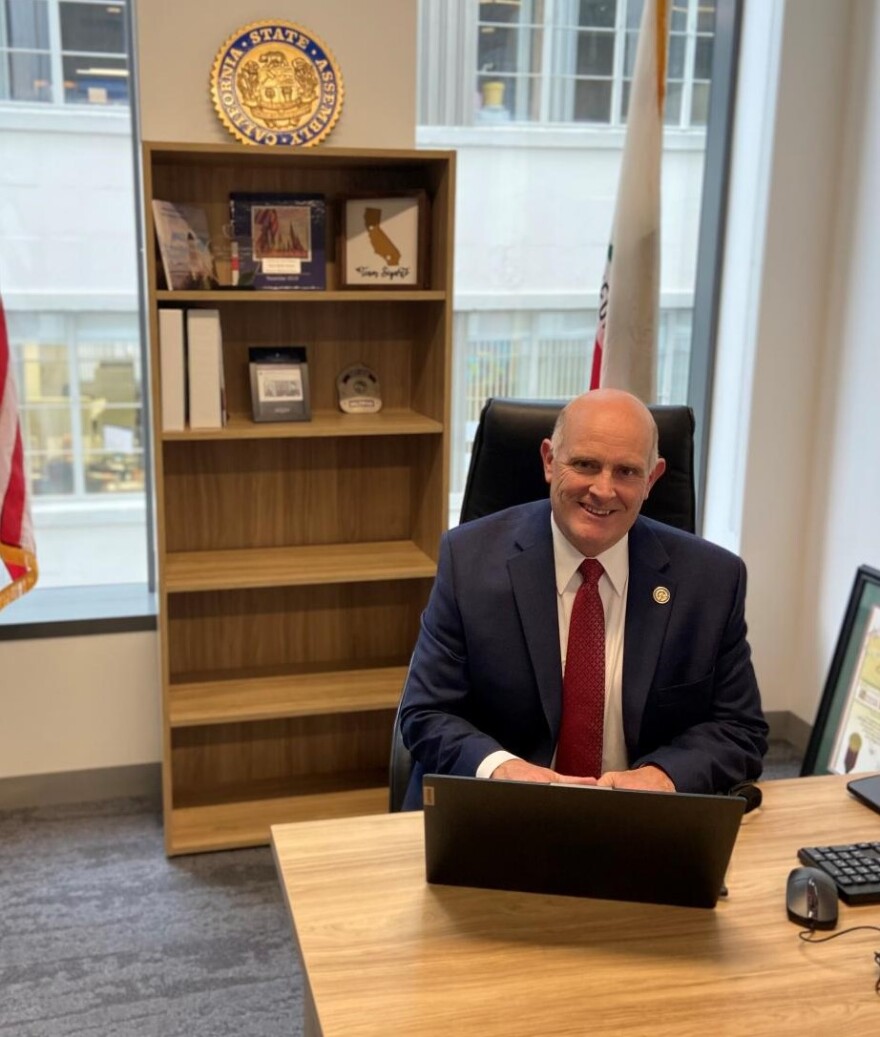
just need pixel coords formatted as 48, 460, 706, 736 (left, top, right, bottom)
66, 318, 87, 498
47, 0, 65, 105
611, 0, 628, 127
422, 0, 476, 126
681, 0, 698, 128
0, 2, 9, 100
458, 0, 479, 125
526, 312, 540, 389
539, 0, 556, 122
512, 0, 533, 121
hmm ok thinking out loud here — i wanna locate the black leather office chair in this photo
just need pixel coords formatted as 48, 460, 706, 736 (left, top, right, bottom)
388, 397, 697, 812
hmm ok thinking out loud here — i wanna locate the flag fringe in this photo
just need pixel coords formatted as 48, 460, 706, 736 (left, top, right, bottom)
0, 543, 38, 609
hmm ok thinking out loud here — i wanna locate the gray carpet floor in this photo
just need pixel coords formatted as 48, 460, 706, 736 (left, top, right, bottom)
0, 740, 801, 1037
0, 797, 301, 1037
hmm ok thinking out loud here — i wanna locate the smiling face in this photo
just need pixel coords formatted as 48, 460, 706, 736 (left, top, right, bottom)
540, 390, 666, 557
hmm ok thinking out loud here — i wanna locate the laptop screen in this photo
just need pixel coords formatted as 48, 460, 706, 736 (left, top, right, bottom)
423, 775, 745, 908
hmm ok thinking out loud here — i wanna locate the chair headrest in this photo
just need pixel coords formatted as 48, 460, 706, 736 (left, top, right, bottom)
459, 398, 696, 533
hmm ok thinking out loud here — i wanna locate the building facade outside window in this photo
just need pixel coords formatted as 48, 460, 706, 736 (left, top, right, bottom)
450, 306, 692, 493
418, 0, 720, 521
421, 0, 713, 128
0, 0, 129, 105
475, 0, 713, 126
0, 0, 146, 592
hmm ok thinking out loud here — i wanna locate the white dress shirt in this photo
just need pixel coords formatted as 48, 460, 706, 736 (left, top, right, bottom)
477, 515, 630, 778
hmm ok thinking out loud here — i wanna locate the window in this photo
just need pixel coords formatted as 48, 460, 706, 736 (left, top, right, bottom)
11, 314, 144, 498
456, 304, 688, 423
418, 0, 734, 523
0, 0, 51, 102
0, 0, 147, 598
0, 0, 129, 106
448, 308, 691, 516
422, 0, 715, 128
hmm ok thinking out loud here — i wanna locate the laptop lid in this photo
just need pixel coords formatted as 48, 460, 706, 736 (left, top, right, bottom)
422, 775, 745, 909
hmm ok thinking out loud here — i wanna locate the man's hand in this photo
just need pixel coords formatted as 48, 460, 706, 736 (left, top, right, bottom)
595, 765, 675, 791
490, 758, 598, 786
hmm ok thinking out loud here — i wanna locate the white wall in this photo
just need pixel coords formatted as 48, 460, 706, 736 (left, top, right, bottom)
135, 0, 417, 148
799, 0, 880, 721
0, 631, 160, 779
707, 0, 880, 724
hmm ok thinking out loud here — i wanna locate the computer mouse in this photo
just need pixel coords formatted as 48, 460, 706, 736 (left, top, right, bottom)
786, 866, 838, 929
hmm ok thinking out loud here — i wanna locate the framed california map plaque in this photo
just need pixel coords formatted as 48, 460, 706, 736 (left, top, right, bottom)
341, 192, 429, 288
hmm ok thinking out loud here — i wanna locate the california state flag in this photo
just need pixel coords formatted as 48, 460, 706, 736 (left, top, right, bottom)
0, 293, 38, 609
590, 0, 669, 401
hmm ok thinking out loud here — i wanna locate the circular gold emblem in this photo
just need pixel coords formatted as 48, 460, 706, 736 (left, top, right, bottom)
653, 586, 671, 605
210, 20, 344, 147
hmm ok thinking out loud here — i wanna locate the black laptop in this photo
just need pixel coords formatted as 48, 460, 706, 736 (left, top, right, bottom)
422, 774, 745, 909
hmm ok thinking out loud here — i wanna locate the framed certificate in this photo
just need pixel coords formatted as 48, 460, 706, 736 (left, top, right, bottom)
801, 565, 880, 775
230, 193, 326, 290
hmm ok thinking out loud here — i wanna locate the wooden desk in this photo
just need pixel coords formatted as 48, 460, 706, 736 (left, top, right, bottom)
272, 775, 880, 1036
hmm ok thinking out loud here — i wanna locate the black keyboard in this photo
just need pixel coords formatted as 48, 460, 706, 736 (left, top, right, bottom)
798, 843, 880, 905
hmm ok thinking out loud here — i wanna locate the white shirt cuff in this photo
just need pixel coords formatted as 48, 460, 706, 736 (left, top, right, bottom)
476, 750, 519, 779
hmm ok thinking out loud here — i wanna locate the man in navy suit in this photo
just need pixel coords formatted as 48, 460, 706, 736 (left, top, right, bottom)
400, 389, 767, 809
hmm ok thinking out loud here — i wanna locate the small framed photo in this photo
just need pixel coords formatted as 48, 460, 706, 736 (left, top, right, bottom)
801, 565, 880, 776
340, 191, 429, 289
248, 347, 310, 422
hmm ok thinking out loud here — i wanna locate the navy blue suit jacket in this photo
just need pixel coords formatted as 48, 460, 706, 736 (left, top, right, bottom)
400, 500, 768, 809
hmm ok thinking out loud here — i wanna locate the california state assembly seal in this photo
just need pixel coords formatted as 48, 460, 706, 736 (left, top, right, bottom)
210, 20, 344, 147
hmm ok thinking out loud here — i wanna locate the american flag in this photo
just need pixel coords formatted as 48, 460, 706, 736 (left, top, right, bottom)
590, 0, 669, 401
0, 294, 38, 608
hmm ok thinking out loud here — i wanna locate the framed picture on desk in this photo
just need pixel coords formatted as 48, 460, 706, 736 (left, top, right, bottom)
801, 564, 880, 776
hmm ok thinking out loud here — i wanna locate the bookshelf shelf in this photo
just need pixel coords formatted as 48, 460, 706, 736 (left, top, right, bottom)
144, 141, 453, 854
169, 778, 389, 854
168, 664, 408, 727
156, 288, 446, 303
164, 541, 437, 593
160, 408, 443, 441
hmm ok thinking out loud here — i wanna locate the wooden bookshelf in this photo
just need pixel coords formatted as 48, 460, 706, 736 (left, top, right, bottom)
143, 141, 453, 854
161, 409, 444, 441
168, 665, 408, 727
170, 781, 389, 855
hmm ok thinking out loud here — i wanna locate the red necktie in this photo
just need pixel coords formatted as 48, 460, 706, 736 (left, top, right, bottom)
555, 559, 605, 777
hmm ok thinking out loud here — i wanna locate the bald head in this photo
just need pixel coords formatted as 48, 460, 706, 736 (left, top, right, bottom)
540, 389, 666, 556
550, 389, 660, 470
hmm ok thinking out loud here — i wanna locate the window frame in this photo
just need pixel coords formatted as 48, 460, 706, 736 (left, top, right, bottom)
687, 0, 742, 530
0, 0, 155, 634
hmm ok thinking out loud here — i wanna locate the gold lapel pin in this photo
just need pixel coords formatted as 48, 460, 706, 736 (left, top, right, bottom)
653, 586, 671, 605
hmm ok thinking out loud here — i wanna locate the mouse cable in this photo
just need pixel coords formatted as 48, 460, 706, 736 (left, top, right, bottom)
798, 925, 880, 993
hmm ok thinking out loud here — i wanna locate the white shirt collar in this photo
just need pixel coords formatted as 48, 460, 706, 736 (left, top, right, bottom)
550, 513, 629, 598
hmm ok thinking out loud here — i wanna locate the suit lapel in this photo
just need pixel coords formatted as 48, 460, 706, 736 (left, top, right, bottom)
507, 502, 563, 739
623, 518, 674, 751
